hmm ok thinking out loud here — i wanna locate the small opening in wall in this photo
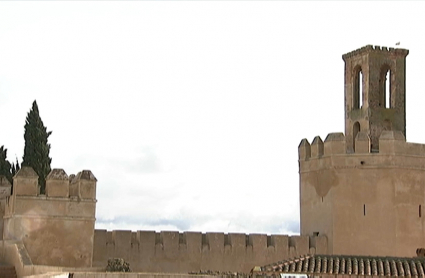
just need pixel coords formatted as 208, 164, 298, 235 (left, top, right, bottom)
321, 197, 323, 202
385, 70, 391, 108
420, 205, 422, 218
313, 232, 319, 236
363, 204, 366, 216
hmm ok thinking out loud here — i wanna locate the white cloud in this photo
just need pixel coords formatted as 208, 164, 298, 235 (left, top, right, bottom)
1, 1, 425, 235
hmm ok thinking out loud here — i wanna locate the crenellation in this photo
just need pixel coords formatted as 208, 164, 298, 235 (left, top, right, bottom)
311, 136, 324, 158
355, 132, 370, 153
298, 138, 311, 160
92, 230, 326, 272
379, 130, 406, 154
73, 170, 97, 200
13, 166, 38, 196
45, 168, 69, 197
161, 231, 180, 255
299, 130, 425, 170
112, 230, 132, 259
342, 44, 408, 61
324, 133, 346, 155
206, 232, 225, 253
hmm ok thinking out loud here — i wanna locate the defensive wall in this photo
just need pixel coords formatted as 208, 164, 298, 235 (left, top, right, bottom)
299, 130, 425, 257
92, 230, 328, 273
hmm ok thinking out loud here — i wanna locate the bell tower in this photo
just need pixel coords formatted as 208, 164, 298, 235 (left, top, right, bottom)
299, 45, 425, 258
342, 45, 409, 152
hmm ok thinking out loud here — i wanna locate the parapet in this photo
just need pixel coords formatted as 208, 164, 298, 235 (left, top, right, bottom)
93, 229, 328, 272
299, 131, 425, 161
12, 167, 97, 200
342, 45, 409, 61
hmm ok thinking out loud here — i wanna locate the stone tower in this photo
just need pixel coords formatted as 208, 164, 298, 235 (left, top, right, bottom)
343, 45, 409, 152
2, 167, 97, 267
299, 45, 425, 257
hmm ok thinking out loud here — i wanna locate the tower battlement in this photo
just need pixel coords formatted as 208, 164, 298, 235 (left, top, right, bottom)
299, 131, 425, 162
342, 45, 409, 60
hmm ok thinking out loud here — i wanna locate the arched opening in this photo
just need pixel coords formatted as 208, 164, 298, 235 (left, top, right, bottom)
353, 121, 360, 151
385, 70, 391, 108
353, 66, 363, 109
379, 65, 391, 108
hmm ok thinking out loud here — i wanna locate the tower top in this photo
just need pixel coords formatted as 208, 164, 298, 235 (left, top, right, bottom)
342, 45, 409, 61
343, 45, 409, 152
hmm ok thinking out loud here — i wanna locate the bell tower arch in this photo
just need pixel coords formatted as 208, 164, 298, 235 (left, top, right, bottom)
342, 45, 409, 152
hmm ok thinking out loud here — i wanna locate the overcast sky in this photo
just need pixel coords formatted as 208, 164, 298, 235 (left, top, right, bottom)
1, 1, 425, 235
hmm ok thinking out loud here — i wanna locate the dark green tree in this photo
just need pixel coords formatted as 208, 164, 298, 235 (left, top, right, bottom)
22, 101, 52, 194
0, 146, 12, 184
11, 157, 20, 178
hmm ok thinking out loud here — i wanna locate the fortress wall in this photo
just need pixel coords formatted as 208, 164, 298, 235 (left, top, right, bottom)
93, 230, 328, 273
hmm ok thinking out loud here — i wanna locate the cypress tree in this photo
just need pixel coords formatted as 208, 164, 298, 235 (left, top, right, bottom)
22, 100, 52, 194
11, 157, 20, 178
0, 146, 12, 184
